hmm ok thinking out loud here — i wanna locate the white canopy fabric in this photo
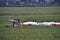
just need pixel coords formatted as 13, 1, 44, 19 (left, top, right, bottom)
23, 21, 60, 26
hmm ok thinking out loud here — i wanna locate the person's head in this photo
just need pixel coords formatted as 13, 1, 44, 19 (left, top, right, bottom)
14, 19, 20, 22
17, 19, 20, 21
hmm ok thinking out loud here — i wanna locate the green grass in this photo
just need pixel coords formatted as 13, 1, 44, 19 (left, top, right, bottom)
0, 7, 60, 15
0, 26, 60, 40
0, 7, 60, 40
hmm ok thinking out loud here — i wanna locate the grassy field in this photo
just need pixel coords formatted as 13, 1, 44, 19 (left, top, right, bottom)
0, 7, 60, 40
0, 7, 60, 15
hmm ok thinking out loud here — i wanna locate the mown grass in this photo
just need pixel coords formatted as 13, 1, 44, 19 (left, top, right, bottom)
0, 7, 60, 15
0, 7, 60, 40
0, 26, 60, 40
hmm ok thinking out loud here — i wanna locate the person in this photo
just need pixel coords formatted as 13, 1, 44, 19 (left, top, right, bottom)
12, 19, 20, 27
4, 19, 21, 27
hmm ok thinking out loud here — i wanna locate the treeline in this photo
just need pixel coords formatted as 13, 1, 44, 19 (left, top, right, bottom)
0, 0, 60, 7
